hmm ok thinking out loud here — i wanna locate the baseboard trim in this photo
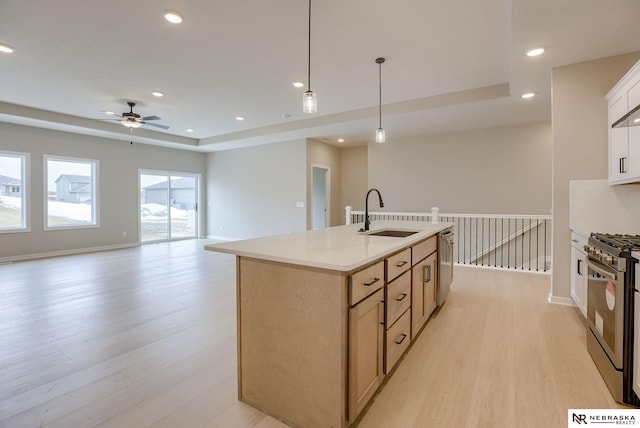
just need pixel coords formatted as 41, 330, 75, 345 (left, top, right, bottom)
206, 235, 242, 242
0, 243, 139, 264
547, 293, 575, 306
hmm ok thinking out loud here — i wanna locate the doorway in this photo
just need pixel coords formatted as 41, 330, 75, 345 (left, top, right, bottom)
312, 166, 330, 230
139, 171, 200, 242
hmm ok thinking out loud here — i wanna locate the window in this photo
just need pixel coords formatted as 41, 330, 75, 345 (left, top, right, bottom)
45, 155, 98, 229
0, 151, 29, 232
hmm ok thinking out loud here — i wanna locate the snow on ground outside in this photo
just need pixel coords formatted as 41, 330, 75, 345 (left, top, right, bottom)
0, 196, 188, 222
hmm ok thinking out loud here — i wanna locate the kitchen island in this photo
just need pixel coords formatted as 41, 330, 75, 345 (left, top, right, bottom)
205, 221, 453, 428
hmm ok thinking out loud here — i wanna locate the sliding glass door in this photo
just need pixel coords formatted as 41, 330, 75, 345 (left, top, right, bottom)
139, 171, 199, 242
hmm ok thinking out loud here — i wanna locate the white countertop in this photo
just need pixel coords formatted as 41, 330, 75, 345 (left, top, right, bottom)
205, 221, 453, 272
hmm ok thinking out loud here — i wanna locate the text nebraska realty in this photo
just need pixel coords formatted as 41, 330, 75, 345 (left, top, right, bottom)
573, 413, 636, 424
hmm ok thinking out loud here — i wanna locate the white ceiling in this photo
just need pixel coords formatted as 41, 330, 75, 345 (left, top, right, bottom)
1, 0, 639, 151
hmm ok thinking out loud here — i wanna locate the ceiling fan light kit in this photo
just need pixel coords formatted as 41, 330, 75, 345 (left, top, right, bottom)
111, 102, 169, 130
122, 119, 142, 128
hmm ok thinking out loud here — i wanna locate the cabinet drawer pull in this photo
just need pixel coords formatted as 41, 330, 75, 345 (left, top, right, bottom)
395, 261, 408, 268
620, 157, 628, 174
395, 333, 407, 345
363, 277, 380, 287
424, 264, 431, 282
395, 293, 407, 302
577, 259, 583, 276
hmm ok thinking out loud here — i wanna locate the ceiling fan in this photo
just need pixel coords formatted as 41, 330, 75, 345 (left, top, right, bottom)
111, 102, 169, 130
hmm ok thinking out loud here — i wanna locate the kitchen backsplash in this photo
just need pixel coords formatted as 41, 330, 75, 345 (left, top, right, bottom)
570, 179, 640, 234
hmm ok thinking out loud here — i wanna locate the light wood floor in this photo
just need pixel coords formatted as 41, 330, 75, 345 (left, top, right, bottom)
0, 240, 623, 428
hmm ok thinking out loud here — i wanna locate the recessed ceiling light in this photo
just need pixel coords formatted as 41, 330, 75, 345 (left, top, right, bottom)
0, 43, 14, 54
634, 118, 640, 124
163, 10, 183, 24
293, 81, 304, 88
152, 91, 164, 97
337, 138, 345, 143
186, 128, 194, 133
104, 111, 116, 116
235, 116, 245, 121
521, 92, 535, 99
526, 47, 545, 57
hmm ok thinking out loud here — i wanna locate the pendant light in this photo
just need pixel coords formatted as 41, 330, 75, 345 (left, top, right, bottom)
303, 0, 317, 113
375, 57, 386, 143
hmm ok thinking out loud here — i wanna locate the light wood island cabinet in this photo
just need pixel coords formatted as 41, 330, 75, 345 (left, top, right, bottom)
205, 221, 453, 428
411, 235, 438, 338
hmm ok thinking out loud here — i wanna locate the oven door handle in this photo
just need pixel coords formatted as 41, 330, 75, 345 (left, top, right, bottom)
585, 257, 617, 281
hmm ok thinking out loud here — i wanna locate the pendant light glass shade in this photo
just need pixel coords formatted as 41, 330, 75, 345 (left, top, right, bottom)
303, 0, 316, 114
303, 90, 317, 113
375, 57, 386, 143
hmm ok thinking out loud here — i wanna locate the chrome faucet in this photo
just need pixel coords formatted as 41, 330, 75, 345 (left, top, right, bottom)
359, 188, 384, 232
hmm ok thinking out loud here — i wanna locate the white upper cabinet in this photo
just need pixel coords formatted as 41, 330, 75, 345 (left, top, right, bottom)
608, 60, 640, 185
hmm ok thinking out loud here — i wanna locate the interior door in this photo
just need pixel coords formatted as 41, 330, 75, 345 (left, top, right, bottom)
140, 172, 199, 242
312, 166, 329, 230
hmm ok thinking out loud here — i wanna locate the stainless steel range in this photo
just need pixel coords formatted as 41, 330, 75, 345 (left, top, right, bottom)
585, 233, 640, 407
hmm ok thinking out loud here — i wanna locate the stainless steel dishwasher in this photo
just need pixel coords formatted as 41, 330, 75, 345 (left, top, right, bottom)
437, 228, 454, 306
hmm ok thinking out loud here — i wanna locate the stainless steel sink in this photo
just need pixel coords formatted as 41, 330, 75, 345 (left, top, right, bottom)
366, 229, 419, 237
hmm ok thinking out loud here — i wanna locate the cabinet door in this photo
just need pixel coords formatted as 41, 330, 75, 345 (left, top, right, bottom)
628, 80, 640, 178
609, 94, 629, 183
348, 288, 384, 421
411, 252, 437, 339
570, 245, 587, 318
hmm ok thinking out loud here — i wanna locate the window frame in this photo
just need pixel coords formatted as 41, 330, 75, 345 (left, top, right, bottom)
44, 154, 99, 231
0, 150, 30, 233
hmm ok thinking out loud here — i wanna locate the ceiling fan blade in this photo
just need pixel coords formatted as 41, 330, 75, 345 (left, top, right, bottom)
141, 115, 161, 121
142, 122, 169, 130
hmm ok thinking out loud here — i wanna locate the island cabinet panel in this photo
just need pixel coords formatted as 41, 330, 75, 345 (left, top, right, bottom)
237, 257, 349, 428
349, 260, 385, 306
384, 308, 411, 373
411, 239, 438, 339
385, 270, 411, 327
348, 287, 385, 422
385, 248, 411, 282
412, 235, 437, 263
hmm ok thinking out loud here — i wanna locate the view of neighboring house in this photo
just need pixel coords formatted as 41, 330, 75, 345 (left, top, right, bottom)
0, 174, 21, 197
55, 174, 92, 203
142, 177, 196, 210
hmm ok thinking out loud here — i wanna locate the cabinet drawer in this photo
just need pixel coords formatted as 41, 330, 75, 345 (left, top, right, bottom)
385, 308, 411, 373
349, 260, 385, 306
412, 235, 437, 265
386, 248, 411, 282
386, 270, 411, 327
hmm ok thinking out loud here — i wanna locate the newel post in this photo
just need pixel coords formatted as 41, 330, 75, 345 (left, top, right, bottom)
431, 206, 439, 224
345, 206, 352, 225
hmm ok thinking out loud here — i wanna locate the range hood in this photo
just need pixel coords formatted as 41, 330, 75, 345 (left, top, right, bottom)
612, 103, 640, 128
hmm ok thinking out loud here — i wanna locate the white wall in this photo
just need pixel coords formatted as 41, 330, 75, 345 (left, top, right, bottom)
570, 179, 640, 235
0, 122, 207, 260
307, 139, 342, 228
206, 139, 307, 239
340, 146, 368, 215
551, 52, 640, 302
366, 122, 552, 214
